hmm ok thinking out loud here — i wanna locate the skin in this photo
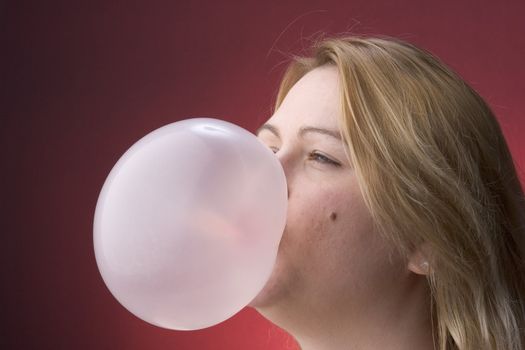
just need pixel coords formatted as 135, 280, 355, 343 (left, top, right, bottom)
249, 65, 434, 350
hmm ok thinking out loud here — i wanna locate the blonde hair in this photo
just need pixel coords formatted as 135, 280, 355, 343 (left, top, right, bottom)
273, 36, 525, 350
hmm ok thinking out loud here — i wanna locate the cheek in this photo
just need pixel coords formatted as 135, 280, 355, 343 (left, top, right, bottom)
276, 189, 323, 260
269, 175, 404, 304
281, 187, 349, 265
327, 191, 381, 262
323, 195, 404, 294
286, 183, 382, 277
286, 188, 335, 237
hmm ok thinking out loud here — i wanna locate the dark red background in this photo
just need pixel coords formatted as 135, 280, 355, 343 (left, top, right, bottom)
2, 0, 524, 348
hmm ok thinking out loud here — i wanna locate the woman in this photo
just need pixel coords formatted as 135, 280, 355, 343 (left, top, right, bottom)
249, 36, 525, 350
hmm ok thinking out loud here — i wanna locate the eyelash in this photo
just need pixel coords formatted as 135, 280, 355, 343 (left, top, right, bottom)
269, 147, 341, 167
309, 151, 341, 167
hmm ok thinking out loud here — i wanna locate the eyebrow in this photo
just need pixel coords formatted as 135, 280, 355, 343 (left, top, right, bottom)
256, 123, 342, 141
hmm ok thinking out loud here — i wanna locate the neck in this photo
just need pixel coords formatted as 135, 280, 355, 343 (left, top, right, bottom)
256, 275, 435, 350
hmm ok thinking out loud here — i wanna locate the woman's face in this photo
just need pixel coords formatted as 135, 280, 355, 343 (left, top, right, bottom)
250, 65, 407, 318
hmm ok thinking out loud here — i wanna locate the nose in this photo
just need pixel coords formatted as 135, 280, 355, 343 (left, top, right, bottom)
275, 150, 293, 199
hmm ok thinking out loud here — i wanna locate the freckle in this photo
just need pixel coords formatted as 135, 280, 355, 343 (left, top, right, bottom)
330, 212, 337, 221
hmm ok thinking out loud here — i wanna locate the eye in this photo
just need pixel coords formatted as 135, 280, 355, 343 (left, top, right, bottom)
308, 151, 341, 167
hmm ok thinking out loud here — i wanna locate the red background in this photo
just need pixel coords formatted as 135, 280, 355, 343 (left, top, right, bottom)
2, 0, 524, 348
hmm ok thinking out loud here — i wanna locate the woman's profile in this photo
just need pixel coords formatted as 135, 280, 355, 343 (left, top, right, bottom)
249, 36, 525, 350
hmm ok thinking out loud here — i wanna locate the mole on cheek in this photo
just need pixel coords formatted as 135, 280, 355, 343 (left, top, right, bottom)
330, 212, 337, 221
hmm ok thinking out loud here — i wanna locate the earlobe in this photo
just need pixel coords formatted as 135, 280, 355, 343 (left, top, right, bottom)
407, 243, 431, 276
408, 258, 430, 275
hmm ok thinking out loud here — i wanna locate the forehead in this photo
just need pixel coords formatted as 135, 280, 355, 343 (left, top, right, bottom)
267, 65, 342, 132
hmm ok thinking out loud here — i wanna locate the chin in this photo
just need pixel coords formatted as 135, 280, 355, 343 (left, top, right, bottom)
248, 279, 277, 308
248, 254, 289, 309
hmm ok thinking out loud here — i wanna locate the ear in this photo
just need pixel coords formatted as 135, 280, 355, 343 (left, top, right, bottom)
407, 242, 431, 276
